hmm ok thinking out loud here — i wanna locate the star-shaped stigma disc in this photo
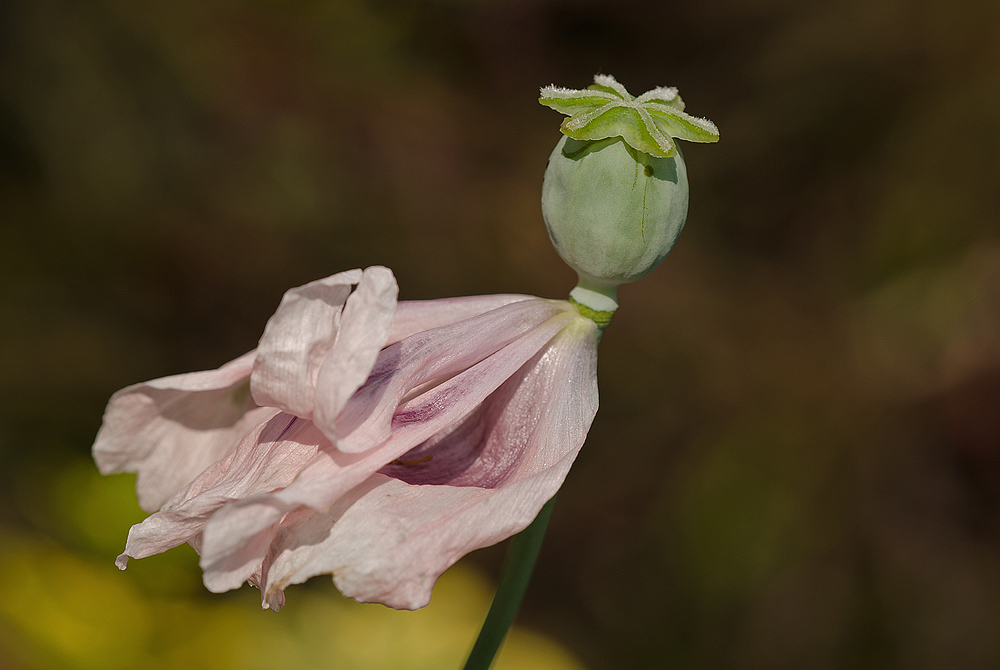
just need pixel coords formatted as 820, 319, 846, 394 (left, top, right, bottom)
539, 74, 719, 158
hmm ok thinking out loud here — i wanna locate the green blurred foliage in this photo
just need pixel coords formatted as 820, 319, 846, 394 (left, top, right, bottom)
1, 0, 999, 668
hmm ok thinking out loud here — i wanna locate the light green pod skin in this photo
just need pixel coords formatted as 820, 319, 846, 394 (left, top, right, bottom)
541, 134, 689, 294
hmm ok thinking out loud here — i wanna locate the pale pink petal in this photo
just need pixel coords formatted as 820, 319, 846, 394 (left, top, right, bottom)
311, 267, 398, 441
386, 295, 533, 346
114, 412, 318, 569
199, 498, 288, 593
93, 350, 271, 512
257, 319, 600, 609
249, 268, 365, 417
269, 307, 579, 508
332, 298, 567, 453
197, 308, 579, 589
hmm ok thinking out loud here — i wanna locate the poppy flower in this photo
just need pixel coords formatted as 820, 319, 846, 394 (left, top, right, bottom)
94, 266, 603, 610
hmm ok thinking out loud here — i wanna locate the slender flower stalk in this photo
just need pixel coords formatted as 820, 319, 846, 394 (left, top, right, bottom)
462, 495, 557, 670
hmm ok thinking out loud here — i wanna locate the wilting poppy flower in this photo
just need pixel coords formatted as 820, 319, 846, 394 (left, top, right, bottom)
94, 266, 602, 610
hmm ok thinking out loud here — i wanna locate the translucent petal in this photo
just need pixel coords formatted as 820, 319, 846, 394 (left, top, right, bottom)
93, 351, 270, 512
257, 319, 600, 610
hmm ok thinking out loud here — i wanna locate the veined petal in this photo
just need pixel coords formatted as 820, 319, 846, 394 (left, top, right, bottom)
93, 351, 270, 512
257, 317, 600, 610
115, 412, 320, 568
197, 309, 580, 590
323, 298, 567, 452
386, 294, 533, 346
380, 315, 599, 488
251, 267, 398, 419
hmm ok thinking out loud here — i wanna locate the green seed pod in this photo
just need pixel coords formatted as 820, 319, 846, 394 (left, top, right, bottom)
542, 135, 689, 293
539, 74, 719, 304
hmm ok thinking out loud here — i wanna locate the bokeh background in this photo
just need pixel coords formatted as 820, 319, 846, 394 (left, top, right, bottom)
2, 0, 1000, 668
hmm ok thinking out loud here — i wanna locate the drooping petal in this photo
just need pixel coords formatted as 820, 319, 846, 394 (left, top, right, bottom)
311, 267, 398, 438
114, 411, 319, 568
257, 317, 600, 610
93, 351, 272, 512
329, 298, 567, 452
197, 308, 579, 591
386, 295, 533, 346
250, 267, 397, 420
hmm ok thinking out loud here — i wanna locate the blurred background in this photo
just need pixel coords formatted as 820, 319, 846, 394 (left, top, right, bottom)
2, 0, 999, 667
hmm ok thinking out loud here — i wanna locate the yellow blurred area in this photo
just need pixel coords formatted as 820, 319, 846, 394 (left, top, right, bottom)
0, 462, 584, 670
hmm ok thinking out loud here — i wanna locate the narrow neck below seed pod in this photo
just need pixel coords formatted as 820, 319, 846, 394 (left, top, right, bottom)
539, 74, 719, 310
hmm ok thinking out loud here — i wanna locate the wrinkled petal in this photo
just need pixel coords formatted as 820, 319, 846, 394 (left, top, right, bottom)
115, 412, 318, 568
258, 318, 599, 609
197, 308, 579, 591
386, 295, 532, 346
312, 268, 398, 439
331, 298, 567, 452
97, 257, 609, 614
93, 351, 271, 512
250, 267, 397, 421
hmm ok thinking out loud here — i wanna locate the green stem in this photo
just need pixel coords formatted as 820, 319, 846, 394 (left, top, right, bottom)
461, 495, 558, 670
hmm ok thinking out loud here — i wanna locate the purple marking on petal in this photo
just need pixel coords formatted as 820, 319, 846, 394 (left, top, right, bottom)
390, 382, 460, 428
378, 342, 545, 489
331, 299, 565, 453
